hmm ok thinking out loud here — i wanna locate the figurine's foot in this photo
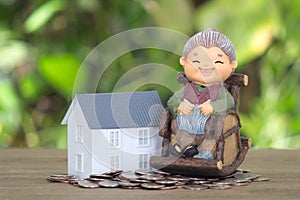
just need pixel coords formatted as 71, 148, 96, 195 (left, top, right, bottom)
169, 143, 182, 157
194, 149, 214, 159
183, 145, 199, 158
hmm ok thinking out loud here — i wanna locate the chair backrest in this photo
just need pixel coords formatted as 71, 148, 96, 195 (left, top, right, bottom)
224, 73, 247, 112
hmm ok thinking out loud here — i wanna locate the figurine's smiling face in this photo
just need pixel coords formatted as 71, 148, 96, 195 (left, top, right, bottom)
180, 46, 238, 85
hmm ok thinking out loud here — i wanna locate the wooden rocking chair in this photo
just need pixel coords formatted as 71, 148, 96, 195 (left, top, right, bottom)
150, 73, 251, 177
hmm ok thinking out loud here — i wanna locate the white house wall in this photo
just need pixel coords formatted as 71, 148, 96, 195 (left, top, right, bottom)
68, 102, 93, 178
91, 129, 112, 173
121, 127, 162, 154
90, 127, 162, 174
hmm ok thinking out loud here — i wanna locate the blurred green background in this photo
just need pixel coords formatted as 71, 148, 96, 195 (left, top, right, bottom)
0, 0, 299, 149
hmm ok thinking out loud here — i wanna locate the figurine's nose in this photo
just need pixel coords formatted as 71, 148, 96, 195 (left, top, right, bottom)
199, 62, 215, 69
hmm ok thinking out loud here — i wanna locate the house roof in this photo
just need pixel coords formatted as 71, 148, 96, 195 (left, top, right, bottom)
62, 91, 164, 129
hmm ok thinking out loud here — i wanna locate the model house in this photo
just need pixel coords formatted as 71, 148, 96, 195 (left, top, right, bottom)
61, 91, 163, 178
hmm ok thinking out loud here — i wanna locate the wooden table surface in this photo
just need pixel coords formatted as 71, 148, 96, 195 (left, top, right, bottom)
0, 148, 299, 200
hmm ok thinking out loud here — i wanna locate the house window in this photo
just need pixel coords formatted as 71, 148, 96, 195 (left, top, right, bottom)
138, 129, 149, 146
109, 155, 120, 170
75, 125, 83, 143
139, 154, 149, 170
109, 130, 120, 147
76, 154, 83, 172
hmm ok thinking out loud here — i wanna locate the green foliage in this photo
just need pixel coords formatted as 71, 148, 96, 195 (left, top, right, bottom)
149, 0, 193, 33
0, 78, 21, 147
195, 0, 279, 65
0, 0, 299, 149
19, 73, 46, 102
24, 0, 66, 33
38, 54, 80, 97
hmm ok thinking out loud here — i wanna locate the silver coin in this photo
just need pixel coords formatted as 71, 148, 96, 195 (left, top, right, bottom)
234, 182, 249, 186
46, 176, 61, 182
210, 185, 233, 190
130, 179, 151, 183
202, 183, 218, 188
167, 176, 190, 182
103, 170, 123, 176
160, 185, 177, 190
140, 174, 165, 181
188, 181, 203, 185
46, 176, 69, 183
88, 177, 107, 182
197, 180, 211, 184
183, 185, 208, 190
207, 178, 220, 182
141, 182, 165, 189
213, 178, 237, 185
189, 177, 206, 181
112, 177, 128, 182
78, 180, 99, 188
234, 179, 249, 183
253, 176, 270, 182
155, 179, 178, 185
98, 180, 119, 188
153, 170, 170, 176
219, 178, 236, 184
120, 186, 141, 189
214, 181, 234, 186
246, 174, 261, 181
135, 169, 153, 176
119, 171, 141, 181
118, 181, 141, 187
235, 173, 260, 181
50, 174, 73, 179
175, 181, 187, 187
47, 174, 73, 182
89, 174, 112, 179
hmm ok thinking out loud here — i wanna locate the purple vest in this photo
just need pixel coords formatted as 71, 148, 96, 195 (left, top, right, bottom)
184, 83, 222, 104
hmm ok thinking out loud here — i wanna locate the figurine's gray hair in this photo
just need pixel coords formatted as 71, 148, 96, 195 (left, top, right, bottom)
182, 28, 236, 62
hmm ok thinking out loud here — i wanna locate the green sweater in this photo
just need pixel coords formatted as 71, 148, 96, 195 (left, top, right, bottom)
167, 83, 234, 116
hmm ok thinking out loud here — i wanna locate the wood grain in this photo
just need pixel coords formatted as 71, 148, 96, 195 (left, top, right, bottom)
0, 148, 299, 200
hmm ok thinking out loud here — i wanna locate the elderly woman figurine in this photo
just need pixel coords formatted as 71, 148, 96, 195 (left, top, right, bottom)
167, 28, 238, 159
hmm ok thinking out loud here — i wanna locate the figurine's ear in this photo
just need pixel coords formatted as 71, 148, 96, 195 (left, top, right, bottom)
231, 60, 238, 69
179, 57, 187, 67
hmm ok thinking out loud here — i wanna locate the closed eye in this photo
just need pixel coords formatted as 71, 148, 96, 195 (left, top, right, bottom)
192, 60, 200, 63
215, 60, 224, 64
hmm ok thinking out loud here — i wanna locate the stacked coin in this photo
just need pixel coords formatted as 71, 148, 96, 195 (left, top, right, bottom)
47, 169, 269, 190
46, 174, 74, 183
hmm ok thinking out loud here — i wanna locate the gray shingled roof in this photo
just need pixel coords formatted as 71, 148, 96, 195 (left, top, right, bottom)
74, 91, 163, 129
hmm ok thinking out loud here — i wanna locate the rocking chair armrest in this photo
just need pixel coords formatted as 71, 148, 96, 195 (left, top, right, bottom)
244, 75, 248, 86
159, 108, 172, 138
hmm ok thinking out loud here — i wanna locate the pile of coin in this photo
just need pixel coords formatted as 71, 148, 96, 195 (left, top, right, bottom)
47, 169, 269, 190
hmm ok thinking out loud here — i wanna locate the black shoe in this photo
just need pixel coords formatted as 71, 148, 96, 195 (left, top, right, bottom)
183, 145, 199, 158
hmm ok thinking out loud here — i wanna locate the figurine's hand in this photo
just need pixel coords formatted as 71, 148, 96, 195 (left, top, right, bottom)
198, 101, 213, 115
178, 100, 194, 115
